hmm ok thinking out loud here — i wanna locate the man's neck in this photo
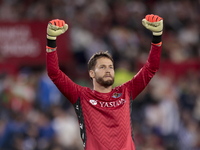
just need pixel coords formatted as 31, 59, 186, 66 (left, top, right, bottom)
93, 83, 112, 93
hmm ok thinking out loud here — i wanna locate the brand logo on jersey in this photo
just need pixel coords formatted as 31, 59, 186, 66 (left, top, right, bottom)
100, 99, 126, 107
89, 99, 98, 105
89, 99, 126, 108
112, 92, 122, 98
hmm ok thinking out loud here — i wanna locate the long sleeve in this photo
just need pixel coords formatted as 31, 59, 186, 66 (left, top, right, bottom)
129, 43, 162, 100
46, 50, 81, 104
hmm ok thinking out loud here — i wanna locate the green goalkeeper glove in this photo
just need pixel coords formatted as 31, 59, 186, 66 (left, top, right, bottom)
142, 14, 163, 36
47, 19, 68, 40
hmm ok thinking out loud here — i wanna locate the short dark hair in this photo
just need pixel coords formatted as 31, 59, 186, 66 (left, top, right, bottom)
88, 51, 114, 71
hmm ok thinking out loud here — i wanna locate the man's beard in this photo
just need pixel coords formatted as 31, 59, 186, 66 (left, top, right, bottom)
95, 75, 114, 88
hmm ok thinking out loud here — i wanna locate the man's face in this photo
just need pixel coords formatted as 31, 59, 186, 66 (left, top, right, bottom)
92, 57, 115, 87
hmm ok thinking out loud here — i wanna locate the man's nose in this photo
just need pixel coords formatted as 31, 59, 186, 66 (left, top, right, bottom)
105, 67, 110, 72
106, 68, 110, 74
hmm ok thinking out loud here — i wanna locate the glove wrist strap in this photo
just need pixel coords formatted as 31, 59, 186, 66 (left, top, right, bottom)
152, 35, 162, 44
47, 39, 57, 48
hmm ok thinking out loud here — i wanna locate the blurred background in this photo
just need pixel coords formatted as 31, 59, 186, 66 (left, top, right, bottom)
0, 0, 200, 150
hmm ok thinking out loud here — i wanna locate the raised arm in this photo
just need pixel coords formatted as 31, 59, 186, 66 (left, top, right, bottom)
46, 19, 80, 104
129, 14, 163, 99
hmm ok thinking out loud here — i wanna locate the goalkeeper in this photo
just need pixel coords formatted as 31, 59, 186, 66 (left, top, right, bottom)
46, 14, 163, 150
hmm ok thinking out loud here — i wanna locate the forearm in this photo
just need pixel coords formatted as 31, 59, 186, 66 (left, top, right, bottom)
130, 37, 162, 99
145, 35, 162, 73
46, 37, 61, 78
46, 49, 80, 104
46, 50, 62, 80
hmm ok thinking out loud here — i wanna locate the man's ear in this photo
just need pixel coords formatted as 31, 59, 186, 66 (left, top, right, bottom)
89, 70, 95, 79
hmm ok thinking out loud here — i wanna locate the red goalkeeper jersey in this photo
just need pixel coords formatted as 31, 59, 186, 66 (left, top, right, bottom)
46, 43, 161, 150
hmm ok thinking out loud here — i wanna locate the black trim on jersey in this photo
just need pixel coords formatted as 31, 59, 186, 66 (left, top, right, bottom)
73, 98, 87, 149
129, 95, 135, 144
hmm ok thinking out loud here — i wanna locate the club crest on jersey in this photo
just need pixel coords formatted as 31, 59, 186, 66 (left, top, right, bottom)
112, 93, 122, 98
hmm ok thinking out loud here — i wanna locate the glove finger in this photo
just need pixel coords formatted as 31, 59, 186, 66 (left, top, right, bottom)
48, 24, 68, 36
145, 15, 150, 21
148, 14, 155, 22
57, 24, 68, 33
49, 19, 66, 28
48, 23, 59, 31
146, 20, 161, 27
145, 14, 154, 22
63, 24, 68, 32
145, 14, 163, 23
152, 15, 159, 22
142, 19, 150, 29
153, 15, 163, 22
157, 16, 163, 21
142, 19, 146, 27
50, 20, 59, 26
56, 23, 68, 30
56, 20, 65, 28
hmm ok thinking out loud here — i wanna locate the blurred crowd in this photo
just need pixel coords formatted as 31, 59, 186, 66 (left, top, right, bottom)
0, 0, 200, 150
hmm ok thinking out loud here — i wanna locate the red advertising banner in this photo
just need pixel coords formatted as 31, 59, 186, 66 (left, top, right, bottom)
137, 59, 200, 78
0, 21, 71, 68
